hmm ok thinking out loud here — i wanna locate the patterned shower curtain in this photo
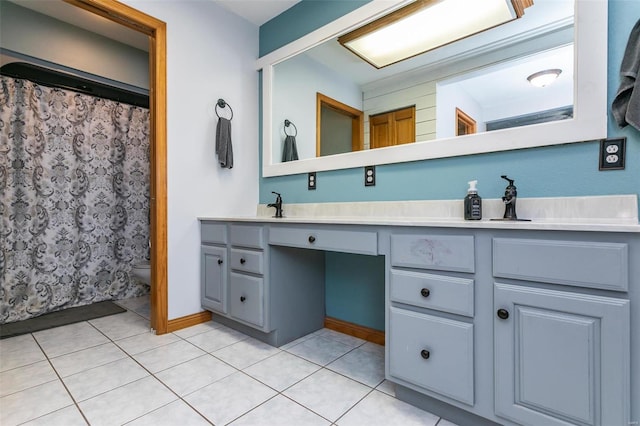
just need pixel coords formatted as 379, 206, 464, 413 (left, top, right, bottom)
0, 76, 150, 324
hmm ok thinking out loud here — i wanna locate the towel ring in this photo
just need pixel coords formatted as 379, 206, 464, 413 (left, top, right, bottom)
284, 119, 297, 137
215, 98, 233, 120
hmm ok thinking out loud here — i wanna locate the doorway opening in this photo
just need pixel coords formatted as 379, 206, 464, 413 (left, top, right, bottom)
64, 0, 168, 334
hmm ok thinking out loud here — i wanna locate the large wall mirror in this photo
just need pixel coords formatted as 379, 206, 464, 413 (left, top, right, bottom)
258, 0, 607, 177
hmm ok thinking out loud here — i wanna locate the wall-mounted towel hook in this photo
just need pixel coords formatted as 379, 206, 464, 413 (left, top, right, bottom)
284, 119, 297, 137
215, 98, 233, 120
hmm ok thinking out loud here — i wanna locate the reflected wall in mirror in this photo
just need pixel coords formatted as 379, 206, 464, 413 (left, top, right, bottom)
260, 0, 607, 177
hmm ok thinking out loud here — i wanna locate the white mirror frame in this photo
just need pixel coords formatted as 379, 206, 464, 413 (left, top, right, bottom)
258, 0, 607, 178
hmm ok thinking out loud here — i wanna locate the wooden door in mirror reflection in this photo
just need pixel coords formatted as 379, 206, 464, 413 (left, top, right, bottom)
316, 93, 364, 157
370, 106, 416, 148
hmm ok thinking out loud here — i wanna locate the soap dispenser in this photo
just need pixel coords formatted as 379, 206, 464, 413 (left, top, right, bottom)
464, 180, 482, 220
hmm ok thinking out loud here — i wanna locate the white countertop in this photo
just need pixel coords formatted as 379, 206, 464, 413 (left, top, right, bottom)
198, 215, 640, 232
198, 195, 640, 233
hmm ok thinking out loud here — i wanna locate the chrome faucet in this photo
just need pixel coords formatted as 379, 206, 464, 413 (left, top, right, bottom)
267, 191, 283, 218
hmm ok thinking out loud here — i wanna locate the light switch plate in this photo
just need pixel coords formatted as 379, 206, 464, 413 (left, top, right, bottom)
308, 172, 316, 190
599, 138, 625, 170
364, 166, 376, 186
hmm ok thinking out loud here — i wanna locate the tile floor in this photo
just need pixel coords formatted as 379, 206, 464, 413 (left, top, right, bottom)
1, 296, 457, 426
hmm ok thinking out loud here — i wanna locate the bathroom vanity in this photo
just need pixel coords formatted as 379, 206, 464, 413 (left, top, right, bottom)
199, 196, 639, 426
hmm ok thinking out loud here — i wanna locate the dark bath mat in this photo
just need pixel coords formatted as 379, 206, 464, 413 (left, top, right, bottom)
0, 301, 126, 339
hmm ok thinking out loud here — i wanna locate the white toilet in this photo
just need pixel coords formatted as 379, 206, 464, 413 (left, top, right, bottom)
131, 261, 151, 286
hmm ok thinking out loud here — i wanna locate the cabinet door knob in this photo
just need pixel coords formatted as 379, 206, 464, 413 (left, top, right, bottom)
420, 288, 430, 298
420, 349, 430, 360
240, 296, 246, 302
497, 308, 509, 320
240, 258, 246, 264
217, 259, 223, 265
308, 235, 316, 243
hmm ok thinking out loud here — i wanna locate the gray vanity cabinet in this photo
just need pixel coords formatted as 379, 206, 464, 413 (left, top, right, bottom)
492, 236, 631, 426
200, 223, 228, 314
388, 233, 476, 406
228, 225, 267, 329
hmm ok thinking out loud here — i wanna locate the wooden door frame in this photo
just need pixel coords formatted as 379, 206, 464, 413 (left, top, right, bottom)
316, 92, 364, 156
64, 0, 168, 334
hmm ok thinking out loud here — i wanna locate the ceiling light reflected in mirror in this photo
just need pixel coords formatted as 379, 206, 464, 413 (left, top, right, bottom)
527, 68, 562, 87
338, 0, 533, 68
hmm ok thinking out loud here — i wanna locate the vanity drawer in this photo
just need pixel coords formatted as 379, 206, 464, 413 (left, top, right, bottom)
493, 238, 628, 291
269, 226, 377, 255
229, 272, 264, 328
230, 225, 265, 249
391, 234, 474, 273
389, 307, 474, 405
230, 248, 264, 275
390, 270, 474, 317
201, 222, 227, 244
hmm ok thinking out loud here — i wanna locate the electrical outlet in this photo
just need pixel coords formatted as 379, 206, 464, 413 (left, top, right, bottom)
599, 138, 626, 170
308, 172, 316, 190
364, 166, 376, 186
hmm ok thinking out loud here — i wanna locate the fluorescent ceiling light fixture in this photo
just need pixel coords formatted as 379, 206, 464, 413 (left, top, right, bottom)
338, 0, 533, 69
527, 69, 562, 87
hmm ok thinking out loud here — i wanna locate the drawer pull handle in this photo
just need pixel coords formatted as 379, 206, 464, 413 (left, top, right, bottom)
420, 288, 430, 298
240, 258, 246, 264
217, 259, 223, 265
308, 235, 316, 243
420, 349, 430, 360
497, 309, 509, 320
240, 296, 246, 302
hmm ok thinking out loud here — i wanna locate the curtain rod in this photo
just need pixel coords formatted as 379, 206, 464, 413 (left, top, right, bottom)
0, 62, 149, 109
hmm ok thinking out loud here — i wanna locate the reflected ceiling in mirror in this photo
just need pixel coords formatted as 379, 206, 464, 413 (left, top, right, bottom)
259, 0, 607, 177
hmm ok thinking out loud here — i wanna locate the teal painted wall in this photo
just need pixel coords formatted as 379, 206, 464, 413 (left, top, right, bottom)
325, 253, 385, 330
259, 0, 370, 56
260, 0, 640, 330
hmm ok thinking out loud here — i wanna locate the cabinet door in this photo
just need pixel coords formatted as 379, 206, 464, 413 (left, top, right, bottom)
201, 246, 227, 314
494, 283, 630, 426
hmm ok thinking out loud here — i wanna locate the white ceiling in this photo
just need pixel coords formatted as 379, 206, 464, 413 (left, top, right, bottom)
215, 0, 301, 26
7, 0, 301, 52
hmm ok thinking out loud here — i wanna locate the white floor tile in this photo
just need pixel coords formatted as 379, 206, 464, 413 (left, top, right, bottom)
63, 357, 149, 401
49, 342, 127, 378
116, 330, 180, 355
326, 344, 385, 387
213, 337, 281, 369
243, 351, 320, 391
171, 320, 223, 339
126, 400, 210, 426
317, 329, 366, 349
0, 334, 46, 372
376, 379, 396, 396
185, 325, 248, 353
89, 311, 149, 341
185, 371, 277, 425
337, 390, 440, 426
33, 322, 109, 358
0, 380, 74, 425
21, 405, 87, 426
2, 305, 446, 426
78, 376, 176, 426
155, 354, 237, 396
278, 333, 315, 351
437, 418, 459, 426
0, 360, 58, 397
284, 369, 371, 422
286, 335, 354, 366
133, 340, 205, 373
230, 394, 330, 426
